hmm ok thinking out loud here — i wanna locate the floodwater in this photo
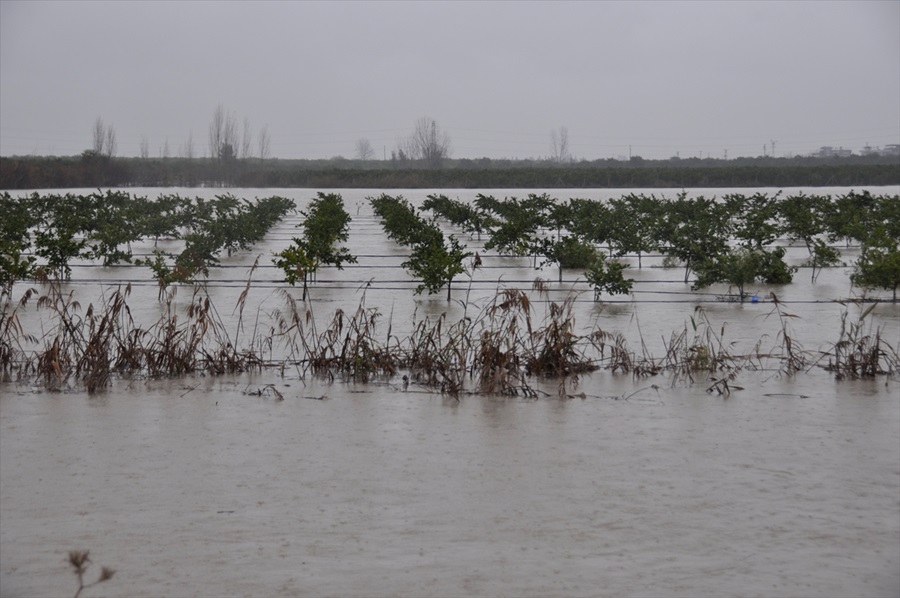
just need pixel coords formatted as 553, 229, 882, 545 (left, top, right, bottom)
1, 187, 899, 597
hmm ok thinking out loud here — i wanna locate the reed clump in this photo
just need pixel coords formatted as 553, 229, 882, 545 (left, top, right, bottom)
470, 288, 534, 396
9, 269, 263, 392
307, 301, 398, 382
824, 301, 899, 380
3, 270, 898, 396
0, 286, 39, 382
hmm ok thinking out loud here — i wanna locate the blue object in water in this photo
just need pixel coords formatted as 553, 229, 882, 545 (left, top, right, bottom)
751, 294, 759, 303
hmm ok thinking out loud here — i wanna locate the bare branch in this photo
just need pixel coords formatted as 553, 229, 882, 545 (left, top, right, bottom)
550, 126, 569, 163
401, 116, 451, 167
258, 125, 271, 160
91, 117, 104, 154
182, 131, 194, 159
355, 138, 375, 161
241, 117, 252, 159
104, 125, 117, 158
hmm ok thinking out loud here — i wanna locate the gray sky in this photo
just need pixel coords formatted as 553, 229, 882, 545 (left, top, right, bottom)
1, 0, 898, 160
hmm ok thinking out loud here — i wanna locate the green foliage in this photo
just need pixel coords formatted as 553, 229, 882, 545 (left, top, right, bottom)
725, 192, 782, 250
297, 193, 356, 268
535, 236, 598, 283
693, 247, 795, 300
422, 194, 496, 239
140, 249, 194, 287
756, 247, 796, 284
778, 193, 829, 251
32, 193, 95, 279
274, 193, 354, 296
825, 190, 880, 247
873, 193, 900, 242
658, 194, 732, 283
778, 192, 839, 282
851, 194, 900, 299
585, 255, 633, 298
852, 232, 900, 301
370, 194, 441, 247
0, 193, 37, 291
372, 194, 470, 299
135, 194, 190, 244
477, 193, 550, 257
805, 239, 841, 283
87, 190, 143, 265
606, 194, 664, 267
567, 197, 612, 247
403, 235, 471, 299
272, 243, 316, 288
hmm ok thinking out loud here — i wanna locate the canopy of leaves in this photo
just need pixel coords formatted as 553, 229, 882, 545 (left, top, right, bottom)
585, 255, 633, 297
371, 194, 471, 299
693, 247, 795, 300
852, 226, 900, 301
403, 235, 470, 298
658, 194, 732, 283
274, 192, 355, 292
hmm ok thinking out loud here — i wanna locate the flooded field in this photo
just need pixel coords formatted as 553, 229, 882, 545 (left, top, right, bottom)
1, 187, 898, 596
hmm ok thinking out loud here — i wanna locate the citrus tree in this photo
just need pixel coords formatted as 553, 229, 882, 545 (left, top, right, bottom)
275, 192, 354, 298
0, 193, 37, 292
657, 194, 732, 284
370, 193, 471, 300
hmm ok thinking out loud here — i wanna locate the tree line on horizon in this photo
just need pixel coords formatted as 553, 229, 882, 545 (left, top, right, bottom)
2, 104, 898, 189
0, 154, 896, 190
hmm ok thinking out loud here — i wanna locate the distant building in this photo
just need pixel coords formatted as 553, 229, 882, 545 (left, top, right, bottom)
812, 146, 853, 158
855, 144, 899, 157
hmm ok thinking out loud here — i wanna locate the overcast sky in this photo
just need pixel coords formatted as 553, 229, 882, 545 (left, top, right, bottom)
1, 0, 898, 161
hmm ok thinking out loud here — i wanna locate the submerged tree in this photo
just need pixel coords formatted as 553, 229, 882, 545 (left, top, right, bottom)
607, 194, 663, 268
692, 247, 796, 302
725, 192, 781, 251
0, 193, 37, 292
851, 227, 900, 302
370, 193, 470, 299
585, 254, 633, 300
778, 193, 841, 282
274, 192, 355, 299
478, 193, 552, 259
658, 194, 732, 284
403, 234, 471, 300
422, 194, 496, 240
534, 235, 597, 283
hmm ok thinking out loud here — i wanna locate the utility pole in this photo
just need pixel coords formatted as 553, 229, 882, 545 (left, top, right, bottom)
770, 139, 776, 158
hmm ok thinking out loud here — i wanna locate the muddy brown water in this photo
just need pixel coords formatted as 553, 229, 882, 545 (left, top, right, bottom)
2, 374, 898, 597
2, 187, 899, 597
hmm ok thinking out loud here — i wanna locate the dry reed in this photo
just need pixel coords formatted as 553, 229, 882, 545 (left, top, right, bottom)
3, 270, 897, 397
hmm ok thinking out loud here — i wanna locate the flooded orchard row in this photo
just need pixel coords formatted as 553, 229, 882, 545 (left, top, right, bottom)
1, 187, 898, 596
